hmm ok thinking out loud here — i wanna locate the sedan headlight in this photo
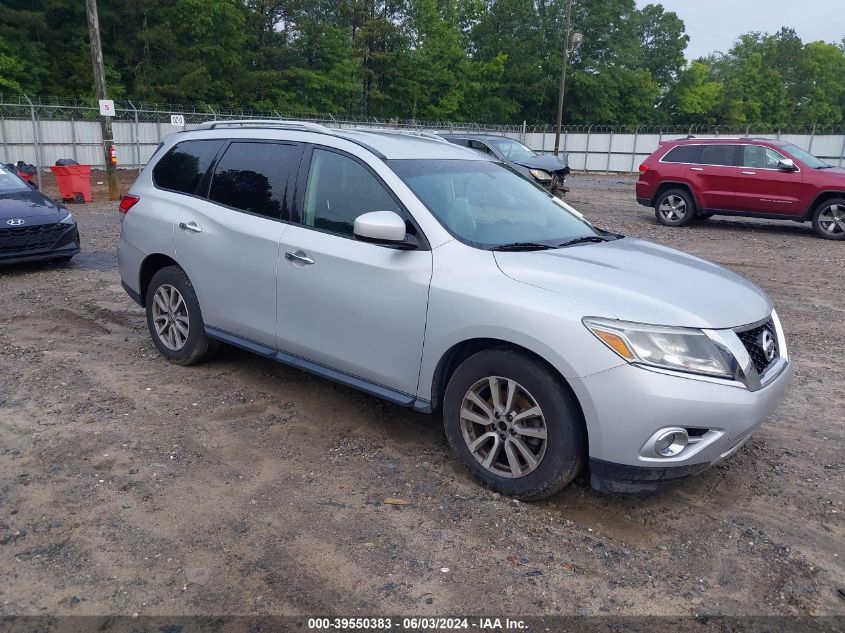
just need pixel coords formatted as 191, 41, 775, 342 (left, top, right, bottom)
583, 317, 733, 378
59, 212, 76, 225
529, 169, 552, 181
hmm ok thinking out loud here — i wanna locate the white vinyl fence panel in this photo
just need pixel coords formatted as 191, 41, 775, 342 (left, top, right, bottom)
2, 99, 844, 178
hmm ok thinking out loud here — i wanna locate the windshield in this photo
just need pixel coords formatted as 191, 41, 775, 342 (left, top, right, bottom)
389, 159, 601, 249
0, 164, 29, 194
781, 143, 830, 169
487, 138, 537, 162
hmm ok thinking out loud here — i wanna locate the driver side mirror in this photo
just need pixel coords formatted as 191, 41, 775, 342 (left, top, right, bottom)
777, 158, 798, 172
353, 211, 417, 249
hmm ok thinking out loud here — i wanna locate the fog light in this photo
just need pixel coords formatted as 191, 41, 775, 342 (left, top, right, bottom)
654, 428, 689, 457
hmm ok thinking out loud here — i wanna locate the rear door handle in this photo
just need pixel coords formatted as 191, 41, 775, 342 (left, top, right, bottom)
179, 221, 203, 233
741, 171, 757, 175
285, 250, 314, 265
689, 167, 704, 172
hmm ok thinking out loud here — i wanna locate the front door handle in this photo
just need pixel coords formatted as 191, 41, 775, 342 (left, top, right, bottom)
689, 167, 704, 172
179, 221, 203, 233
285, 250, 314, 266
741, 171, 757, 175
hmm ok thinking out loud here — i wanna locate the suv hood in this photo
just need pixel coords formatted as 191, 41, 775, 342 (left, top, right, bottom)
494, 237, 772, 329
513, 153, 569, 173
818, 166, 845, 179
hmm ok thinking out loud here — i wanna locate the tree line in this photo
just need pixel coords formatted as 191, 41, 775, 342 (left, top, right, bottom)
1, 0, 843, 126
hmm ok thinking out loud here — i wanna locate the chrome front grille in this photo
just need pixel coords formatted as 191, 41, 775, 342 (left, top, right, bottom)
736, 319, 778, 375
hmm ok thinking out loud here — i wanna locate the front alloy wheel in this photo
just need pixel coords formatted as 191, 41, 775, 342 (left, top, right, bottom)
442, 348, 585, 500
460, 376, 547, 478
813, 200, 845, 240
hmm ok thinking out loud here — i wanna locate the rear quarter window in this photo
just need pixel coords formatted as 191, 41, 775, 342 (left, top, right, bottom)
661, 145, 701, 164
153, 140, 225, 195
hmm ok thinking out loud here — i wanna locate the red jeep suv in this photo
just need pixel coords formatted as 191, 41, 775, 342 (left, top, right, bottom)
636, 137, 845, 240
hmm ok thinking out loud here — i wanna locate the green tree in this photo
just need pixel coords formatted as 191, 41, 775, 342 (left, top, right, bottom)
793, 41, 845, 125
662, 60, 723, 123
401, 0, 466, 119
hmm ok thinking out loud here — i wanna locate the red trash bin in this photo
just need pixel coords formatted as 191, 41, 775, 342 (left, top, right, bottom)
50, 164, 92, 203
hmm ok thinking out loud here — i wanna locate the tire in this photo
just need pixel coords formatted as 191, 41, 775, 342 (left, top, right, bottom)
53, 255, 74, 264
811, 198, 845, 240
145, 266, 218, 366
442, 347, 585, 500
655, 188, 695, 227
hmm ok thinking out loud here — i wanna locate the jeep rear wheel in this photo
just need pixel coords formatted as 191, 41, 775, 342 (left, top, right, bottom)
655, 189, 695, 227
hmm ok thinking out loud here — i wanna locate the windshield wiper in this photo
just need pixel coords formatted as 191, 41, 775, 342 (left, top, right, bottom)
490, 242, 555, 251
817, 165, 834, 169
556, 235, 610, 248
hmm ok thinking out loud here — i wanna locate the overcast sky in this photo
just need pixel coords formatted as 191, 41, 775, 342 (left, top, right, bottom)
635, 0, 845, 59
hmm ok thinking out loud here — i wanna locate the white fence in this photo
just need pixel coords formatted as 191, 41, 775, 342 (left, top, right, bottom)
2, 98, 844, 181
520, 129, 845, 171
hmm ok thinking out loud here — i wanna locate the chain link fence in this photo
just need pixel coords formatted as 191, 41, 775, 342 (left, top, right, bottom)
2, 95, 845, 187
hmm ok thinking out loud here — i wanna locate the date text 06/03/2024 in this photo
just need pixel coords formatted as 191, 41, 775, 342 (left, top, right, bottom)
306, 617, 528, 630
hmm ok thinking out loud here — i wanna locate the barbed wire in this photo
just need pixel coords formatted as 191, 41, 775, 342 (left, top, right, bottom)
1, 95, 843, 135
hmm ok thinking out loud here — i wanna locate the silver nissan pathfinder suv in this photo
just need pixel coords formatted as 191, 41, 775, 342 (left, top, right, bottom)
117, 121, 793, 498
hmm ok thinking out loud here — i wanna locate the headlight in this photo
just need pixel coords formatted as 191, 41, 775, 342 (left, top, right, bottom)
529, 169, 552, 181
583, 317, 733, 378
59, 212, 75, 225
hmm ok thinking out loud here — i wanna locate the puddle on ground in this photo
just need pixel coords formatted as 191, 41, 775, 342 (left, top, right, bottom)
70, 251, 117, 271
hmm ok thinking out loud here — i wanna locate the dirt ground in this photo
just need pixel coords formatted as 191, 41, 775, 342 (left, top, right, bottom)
0, 174, 842, 621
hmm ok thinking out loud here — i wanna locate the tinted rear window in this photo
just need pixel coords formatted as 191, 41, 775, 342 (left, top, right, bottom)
208, 142, 299, 219
153, 140, 224, 194
662, 145, 701, 164
700, 144, 737, 166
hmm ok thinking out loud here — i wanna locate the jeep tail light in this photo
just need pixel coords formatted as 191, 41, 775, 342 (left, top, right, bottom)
638, 164, 650, 173
119, 195, 140, 214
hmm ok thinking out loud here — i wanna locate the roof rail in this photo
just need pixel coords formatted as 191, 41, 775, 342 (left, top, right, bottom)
354, 128, 451, 143
194, 119, 333, 134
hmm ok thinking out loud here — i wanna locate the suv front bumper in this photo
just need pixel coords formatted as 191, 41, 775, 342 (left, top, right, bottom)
570, 356, 794, 494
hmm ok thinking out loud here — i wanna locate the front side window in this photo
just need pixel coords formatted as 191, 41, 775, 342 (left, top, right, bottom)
301, 149, 402, 237
153, 140, 224, 194
741, 145, 787, 169
699, 144, 737, 166
487, 138, 537, 162
208, 142, 298, 219
389, 159, 601, 249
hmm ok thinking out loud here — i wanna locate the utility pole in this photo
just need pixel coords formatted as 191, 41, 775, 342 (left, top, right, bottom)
553, 0, 573, 156
85, 0, 119, 200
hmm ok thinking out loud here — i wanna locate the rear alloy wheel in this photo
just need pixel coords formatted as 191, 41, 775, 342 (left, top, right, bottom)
812, 199, 845, 240
655, 189, 695, 227
145, 266, 219, 365
443, 348, 585, 500
151, 284, 190, 352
